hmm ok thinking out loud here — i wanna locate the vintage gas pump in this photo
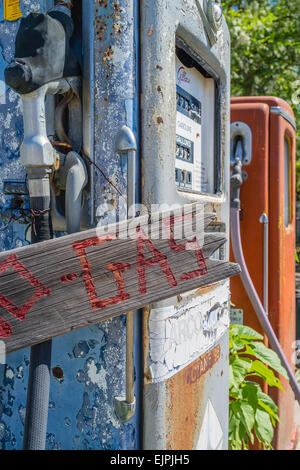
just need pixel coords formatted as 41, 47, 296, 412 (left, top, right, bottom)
230, 97, 298, 450
141, 0, 231, 450
0, 0, 234, 451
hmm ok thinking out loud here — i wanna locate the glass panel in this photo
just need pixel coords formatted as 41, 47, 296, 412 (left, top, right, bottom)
175, 54, 216, 194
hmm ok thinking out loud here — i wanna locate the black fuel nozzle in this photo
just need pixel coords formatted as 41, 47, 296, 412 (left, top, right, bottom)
4, 10, 80, 95
230, 134, 245, 209
230, 157, 243, 210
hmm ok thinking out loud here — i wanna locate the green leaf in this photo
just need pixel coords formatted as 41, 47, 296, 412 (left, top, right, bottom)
254, 409, 274, 445
257, 391, 279, 416
258, 401, 279, 427
230, 324, 264, 341
248, 360, 284, 390
242, 382, 259, 409
247, 341, 289, 380
229, 406, 243, 450
229, 365, 239, 393
231, 401, 255, 444
230, 357, 253, 387
230, 336, 248, 352
257, 391, 279, 426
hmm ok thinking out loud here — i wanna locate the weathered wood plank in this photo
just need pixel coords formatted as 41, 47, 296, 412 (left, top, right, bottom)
0, 204, 240, 353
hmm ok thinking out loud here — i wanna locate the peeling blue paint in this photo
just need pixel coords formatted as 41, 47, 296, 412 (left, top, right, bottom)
45, 322, 132, 450
0, 0, 141, 450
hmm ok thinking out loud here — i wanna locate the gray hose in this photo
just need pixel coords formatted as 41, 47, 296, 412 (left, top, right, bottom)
22, 190, 52, 450
230, 207, 300, 405
22, 339, 52, 449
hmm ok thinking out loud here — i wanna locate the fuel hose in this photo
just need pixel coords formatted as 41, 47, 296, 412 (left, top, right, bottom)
22, 175, 53, 450
230, 207, 300, 405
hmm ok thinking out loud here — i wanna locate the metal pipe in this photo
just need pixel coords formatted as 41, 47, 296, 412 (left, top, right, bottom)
82, 0, 95, 227
125, 144, 136, 406
259, 212, 269, 395
231, 207, 300, 405
259, 213, 269, 315
114, 125, 137, 422
126, 310, 135, 405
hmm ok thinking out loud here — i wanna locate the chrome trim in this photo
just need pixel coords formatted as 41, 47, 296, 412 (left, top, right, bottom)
82, 0, 95, 226
259, 213, 269, 316
270, 106, 296, 130
114, 126, 137, 423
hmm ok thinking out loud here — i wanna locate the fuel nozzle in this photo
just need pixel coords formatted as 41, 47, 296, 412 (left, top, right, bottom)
4, 3, 82, 196
4, 8, 80, 95
230, 154, 243, 210
233, 137, 244, 162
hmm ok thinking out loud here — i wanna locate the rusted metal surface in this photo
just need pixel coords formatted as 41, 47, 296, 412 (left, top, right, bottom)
165, 345, 221, 450
184, 345, 221, 385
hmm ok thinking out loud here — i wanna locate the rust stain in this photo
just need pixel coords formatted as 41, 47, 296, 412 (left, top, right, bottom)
157, 85, 163, 98
165, 345, 221, 450
148, 25, 154, 36
95, 15, 108, 42
112, 22, 123, 35
113, 2, 121, 17
195, 281, 221, 296
185, 346, 220, 385
95, 1, 123, 42
96, 0, 108, 6
103, 45, 114, 62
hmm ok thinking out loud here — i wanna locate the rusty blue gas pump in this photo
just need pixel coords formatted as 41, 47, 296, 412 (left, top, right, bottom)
0, 0, 232, 450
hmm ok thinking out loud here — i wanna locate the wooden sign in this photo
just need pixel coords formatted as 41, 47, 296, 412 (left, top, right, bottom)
0, 204, 240, 354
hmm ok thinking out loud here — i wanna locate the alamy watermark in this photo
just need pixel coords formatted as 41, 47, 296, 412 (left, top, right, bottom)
95, 202, 206, 249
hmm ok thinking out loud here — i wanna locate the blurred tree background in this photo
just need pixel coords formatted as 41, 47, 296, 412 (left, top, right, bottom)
223, 0, 300, 198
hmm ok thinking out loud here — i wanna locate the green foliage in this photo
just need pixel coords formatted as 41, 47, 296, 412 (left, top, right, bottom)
229, 324, 288, 450
223, 0, 300, 197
